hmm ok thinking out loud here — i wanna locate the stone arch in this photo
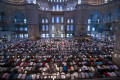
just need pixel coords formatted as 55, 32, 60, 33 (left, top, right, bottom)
86, 10, 104, 36
10, 10, 26, 22
0, 8, 9, 21
87, 11, 103, 22
104, 11, 112, 22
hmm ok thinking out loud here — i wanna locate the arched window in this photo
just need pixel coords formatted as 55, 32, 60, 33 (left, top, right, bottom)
53, 6, 55, 11
20, 27, 23, 31
42, 7, 44, 10
52, 25, 55, 31
92, 27, 95, 31
45, 19, 48, 23
67, 25, 69, 31
24, 19, 27, 24
110, 27, 112, 31
42, 25, 45, 31
56, 17, 59, 23
88, 19, 91, 24
56, 5, 59, 11
67, 34, 69, 37
97, 18, 100, 23
46, 8, 48, 10
61, 25, 64, 31
61, 17, 64, 23
70, 34, 72, 37
14, 19, 17, 23
61, 34, 64, 37
33, 0, 36, 4
24, 27, 27, 31
67, 8, 70, 11
27, 0, 36, 4
42, 19, 44, 23
60, 6, 63, 11
46, 34, 49, 38
42, 34, 45, 37
24, 34, 28, 38
87, 25, 90, 31
52, 34, 55, 37
71, 19, 73, 23
46, 25, 49, 31
20, 34, 23, 38
52, 17, 54, 23
67, 19, 70, 23
104, 0, 108, 3
78, 0, 81, 4
71, 7, 73, 10
71, 25, 73, 31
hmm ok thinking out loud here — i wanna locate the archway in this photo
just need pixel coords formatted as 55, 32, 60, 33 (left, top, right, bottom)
87, 11, 103, 39
11, 11, 28, 39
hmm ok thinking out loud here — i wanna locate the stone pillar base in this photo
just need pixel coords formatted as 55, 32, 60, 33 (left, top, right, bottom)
112, 54, 120, 68
29, 36, 40, 41
75, 24, 85, 35
28, 24, 40, 41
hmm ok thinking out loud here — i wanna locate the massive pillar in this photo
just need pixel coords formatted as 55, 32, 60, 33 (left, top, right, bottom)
112, 16, 120, 68
74, 7, 89, 35
25, 4, 40, 40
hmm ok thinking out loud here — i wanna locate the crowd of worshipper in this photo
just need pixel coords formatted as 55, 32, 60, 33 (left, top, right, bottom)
0, 38, 120, 80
